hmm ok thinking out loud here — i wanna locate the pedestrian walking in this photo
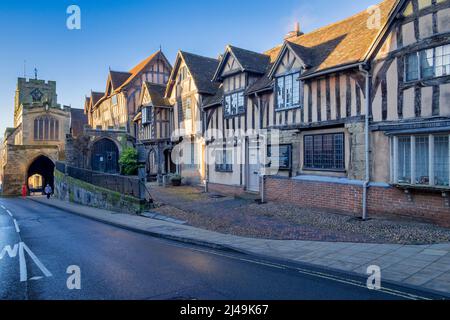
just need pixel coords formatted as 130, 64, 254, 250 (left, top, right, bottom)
44, 184, 53, 199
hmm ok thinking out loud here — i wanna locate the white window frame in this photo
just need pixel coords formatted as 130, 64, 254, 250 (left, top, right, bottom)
275, 72, 301, 110
224, 90, 245, 117
404, 44, 450, 82
391, 133, 450, 188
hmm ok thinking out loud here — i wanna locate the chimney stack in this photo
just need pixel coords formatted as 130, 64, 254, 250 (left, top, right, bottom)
285, 21, 304, 40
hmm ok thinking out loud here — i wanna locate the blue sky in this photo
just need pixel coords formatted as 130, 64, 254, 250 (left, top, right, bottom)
0, 0, 378, 135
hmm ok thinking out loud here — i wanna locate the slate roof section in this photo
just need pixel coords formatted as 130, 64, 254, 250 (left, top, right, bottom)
228, 46, 271, 75
91, 92, 104, 107
203, 86, 223, 109
145, 82, 171, 107
109, 71, 132, 90
181, 51, 220, 95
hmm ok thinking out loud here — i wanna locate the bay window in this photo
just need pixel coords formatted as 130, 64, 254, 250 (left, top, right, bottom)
392, 134, 450, 187
142, 107, 152, 124
276, 72, 301, 110
404, 44, 450, 82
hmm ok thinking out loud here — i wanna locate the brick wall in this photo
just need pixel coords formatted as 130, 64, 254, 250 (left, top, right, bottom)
265, 176, 450, 228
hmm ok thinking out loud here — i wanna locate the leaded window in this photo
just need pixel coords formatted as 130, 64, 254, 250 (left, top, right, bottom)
276, 72, 301, 110
224, 91, 245, 117
304, 133, 345, 171
405, 44, 450, 82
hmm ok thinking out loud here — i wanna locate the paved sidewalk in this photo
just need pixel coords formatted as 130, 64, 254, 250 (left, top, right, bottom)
31, 197, 450, 297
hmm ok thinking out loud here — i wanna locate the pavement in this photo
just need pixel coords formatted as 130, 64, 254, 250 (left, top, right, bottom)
28, 196, 450, 298
1, 197, 436, 300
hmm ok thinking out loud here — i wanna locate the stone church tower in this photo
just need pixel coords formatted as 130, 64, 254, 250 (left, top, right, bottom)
0, 78, 71, 195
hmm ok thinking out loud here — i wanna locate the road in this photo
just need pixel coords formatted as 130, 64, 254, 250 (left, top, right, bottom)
0, 197, 445, 300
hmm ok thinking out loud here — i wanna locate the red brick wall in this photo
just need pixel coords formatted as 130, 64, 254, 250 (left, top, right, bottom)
208, 183, 246, 197
265, 176, 450, 228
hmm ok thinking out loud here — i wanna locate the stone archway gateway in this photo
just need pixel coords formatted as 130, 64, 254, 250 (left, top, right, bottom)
27, 155, 55, 193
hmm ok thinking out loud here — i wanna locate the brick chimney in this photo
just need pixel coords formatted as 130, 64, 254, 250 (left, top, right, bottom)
285, 22, 304, 40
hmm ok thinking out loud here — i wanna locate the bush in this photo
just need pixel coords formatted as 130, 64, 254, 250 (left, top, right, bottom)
119, 147, 138, 176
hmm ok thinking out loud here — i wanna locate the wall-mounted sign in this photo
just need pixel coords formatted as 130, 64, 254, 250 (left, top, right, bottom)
267, 144, 292, 170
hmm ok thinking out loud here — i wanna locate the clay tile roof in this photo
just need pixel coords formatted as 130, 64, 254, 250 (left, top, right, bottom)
117, 51, 163, 91
145, 82, 171, 107
228, 45, 271, 74
247, 0, 398, 94
180, 51, 220, 95
287, 0, 397, 76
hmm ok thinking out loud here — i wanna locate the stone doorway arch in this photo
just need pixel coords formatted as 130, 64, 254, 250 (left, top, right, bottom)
27, 155, 55, 193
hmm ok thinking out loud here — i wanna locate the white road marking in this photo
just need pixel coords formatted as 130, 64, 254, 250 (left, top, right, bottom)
1, 205, 6, 210
21, 242, 52, 278
19, 243, 27, 282
13, 219, 20, 233
6, 210, 13, 217
3, 242, 52, 282
168, 243, 431, 300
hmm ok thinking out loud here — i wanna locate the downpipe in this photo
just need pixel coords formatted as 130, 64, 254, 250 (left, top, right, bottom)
359, 65, 371, 221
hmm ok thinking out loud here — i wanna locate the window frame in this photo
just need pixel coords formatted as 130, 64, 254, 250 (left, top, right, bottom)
275, 71, 302, 111
34, 116, 59, 141
391, 133, 450, 188
224, 90, 245, 118
215, 147, 234, 173
404, 44, 450, 83
303, 133, 346, 172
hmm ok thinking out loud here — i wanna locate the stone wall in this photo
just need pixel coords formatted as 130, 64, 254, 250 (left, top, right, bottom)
2, 145, 59, 196
54, 170, 147, 215
264, 175, 450, 228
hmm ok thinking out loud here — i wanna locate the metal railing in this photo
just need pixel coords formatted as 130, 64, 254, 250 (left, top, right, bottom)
55, 161, 141, 198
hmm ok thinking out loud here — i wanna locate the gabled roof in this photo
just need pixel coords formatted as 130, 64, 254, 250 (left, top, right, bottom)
278, 0, 398, 77
141, 82, 171, 107
109, 71, 132, 91
89, 91, 105, 112
213, 45, 271, 81
91, 50, 172, 110
248, 0, 399, 94
166, 51, 220, 97
117, 50, 172, 91
84, 96, 90, 114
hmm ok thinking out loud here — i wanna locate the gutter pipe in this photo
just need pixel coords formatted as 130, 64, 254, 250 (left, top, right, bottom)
359, 64, 372, 221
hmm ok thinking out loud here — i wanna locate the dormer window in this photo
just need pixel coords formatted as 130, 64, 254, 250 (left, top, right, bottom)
276, 72, 301, 110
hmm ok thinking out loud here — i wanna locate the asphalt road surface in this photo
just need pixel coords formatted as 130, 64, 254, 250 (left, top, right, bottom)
0, 197, 445, 300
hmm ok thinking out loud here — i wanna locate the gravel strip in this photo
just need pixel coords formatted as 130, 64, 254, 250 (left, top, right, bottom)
149, 185, 450, 245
